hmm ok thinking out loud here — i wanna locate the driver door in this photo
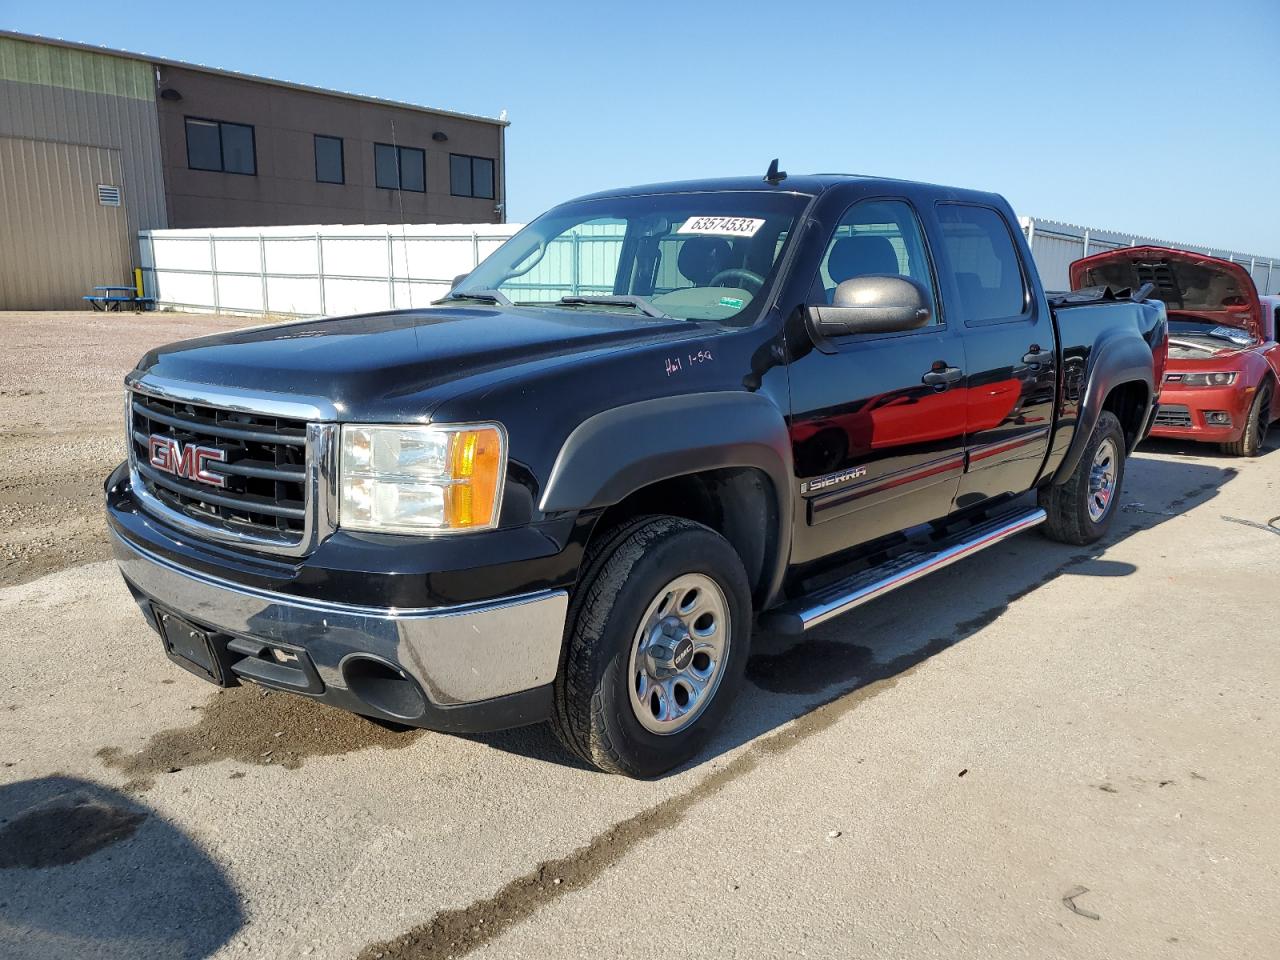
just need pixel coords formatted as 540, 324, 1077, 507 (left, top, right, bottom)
787, 198, 967, 565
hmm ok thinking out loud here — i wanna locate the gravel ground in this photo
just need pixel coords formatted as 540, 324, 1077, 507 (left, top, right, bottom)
1, 312, 1278, 959
0, 311, 259, 587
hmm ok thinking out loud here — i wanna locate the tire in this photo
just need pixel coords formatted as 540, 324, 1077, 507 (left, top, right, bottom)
1039, 410, 1126, 545
1220, 380, 1273, 457
552, 516, 752, 777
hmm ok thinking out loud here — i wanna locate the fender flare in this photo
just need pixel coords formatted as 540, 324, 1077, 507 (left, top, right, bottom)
539, 391, 794, 602
1052, 329, 1155, 485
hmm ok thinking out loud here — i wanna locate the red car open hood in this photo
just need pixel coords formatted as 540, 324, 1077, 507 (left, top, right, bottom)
1070, 246, 1261, 340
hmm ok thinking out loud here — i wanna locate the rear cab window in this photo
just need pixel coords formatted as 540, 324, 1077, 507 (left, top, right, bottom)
935, 204, 1029, 323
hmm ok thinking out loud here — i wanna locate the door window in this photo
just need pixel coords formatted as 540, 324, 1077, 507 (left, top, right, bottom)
818, 199, 939, 324
935, 204, 1028, 321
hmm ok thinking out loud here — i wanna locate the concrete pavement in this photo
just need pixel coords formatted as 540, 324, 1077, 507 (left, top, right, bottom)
2, 437, 1277, 959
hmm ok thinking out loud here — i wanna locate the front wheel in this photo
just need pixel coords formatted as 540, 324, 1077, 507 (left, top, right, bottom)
1220, 380, 1273, 457
552, 516, 752, 777
1039, 410, 1127, 545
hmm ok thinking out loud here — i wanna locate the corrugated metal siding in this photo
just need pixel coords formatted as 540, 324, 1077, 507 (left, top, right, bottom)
1022, 217, 1280, 296
0, 36, 152, 99
0, 37, 165, 308
0, 136, 130, 308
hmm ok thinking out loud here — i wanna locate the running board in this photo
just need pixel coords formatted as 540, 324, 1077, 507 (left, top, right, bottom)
761, 508, 1047, 636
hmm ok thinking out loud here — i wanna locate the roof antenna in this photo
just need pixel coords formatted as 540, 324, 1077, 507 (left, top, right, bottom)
764, 158, 787, 184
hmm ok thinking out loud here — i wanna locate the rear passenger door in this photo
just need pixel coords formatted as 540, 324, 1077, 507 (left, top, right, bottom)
934, 203, 1056, 506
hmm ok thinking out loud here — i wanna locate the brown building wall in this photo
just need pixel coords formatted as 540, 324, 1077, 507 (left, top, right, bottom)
154, 66, 504, 228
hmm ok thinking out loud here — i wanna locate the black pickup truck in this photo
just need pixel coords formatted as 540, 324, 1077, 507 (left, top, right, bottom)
106, 169, 1167, 777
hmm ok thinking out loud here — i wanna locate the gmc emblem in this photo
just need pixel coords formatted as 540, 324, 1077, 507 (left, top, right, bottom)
148, 435, 227, 488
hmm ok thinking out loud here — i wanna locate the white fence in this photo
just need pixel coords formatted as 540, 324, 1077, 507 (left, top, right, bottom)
141, 215, 1280, 318
1021, 216, 1280, 296
140, 223, 521, 316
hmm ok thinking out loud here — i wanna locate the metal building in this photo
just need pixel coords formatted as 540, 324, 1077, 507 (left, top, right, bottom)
0, 36, 166, 309
1021, 217, 1280, 296
0, 31, 508, 309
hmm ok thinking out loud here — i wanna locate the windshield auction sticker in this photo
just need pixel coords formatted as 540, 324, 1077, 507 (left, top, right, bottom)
677, 216, 766, 237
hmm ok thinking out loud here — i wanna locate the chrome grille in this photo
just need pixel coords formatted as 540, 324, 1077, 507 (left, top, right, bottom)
129, 389, 310, 544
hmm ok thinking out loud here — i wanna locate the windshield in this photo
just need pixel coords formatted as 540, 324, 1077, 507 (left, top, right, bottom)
457, 191, 810, 325
1168, 317, 1255, 347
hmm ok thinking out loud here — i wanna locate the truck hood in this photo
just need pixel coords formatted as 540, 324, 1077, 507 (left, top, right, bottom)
1069, 246, 1262, 340
135, 306, 697, 417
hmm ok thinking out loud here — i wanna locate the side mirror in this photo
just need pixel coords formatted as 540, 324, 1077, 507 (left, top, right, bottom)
807, 275, 932, 344
451, 273, 470, 290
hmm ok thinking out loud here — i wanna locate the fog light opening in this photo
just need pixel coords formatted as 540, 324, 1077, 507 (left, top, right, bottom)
1205, 411, 1232, 426
341, 656, 427, 721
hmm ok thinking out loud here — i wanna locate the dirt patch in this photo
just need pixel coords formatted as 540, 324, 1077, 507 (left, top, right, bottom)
96, 685, 425, 790
0, 310, 260, 589
0, 796, 146, 869
1169, 471, 1237, 509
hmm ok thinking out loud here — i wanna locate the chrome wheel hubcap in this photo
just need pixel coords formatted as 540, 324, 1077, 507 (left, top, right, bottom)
628, 573, 730, 735
1088, 437, 1118, 522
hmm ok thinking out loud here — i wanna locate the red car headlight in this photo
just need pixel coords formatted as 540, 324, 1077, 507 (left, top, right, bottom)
1167, 372, 1237, 387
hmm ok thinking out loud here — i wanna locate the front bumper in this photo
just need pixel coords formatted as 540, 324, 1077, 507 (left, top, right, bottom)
1149, 385, 1252, 443
107, 465, 571, 733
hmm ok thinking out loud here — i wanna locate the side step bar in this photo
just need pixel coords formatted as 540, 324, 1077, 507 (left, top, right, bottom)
761, 508, 1047, 636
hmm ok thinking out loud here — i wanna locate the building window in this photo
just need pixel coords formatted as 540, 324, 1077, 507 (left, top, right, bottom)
315, 135, 344, 184
374, 143, 425, 192
185, 117, 256, 175
449, 154, 495, 199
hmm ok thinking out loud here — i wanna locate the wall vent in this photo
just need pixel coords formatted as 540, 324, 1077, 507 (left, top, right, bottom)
97, 184, 122, 206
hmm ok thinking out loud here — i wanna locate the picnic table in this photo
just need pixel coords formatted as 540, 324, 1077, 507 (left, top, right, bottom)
83, 286, 156, 312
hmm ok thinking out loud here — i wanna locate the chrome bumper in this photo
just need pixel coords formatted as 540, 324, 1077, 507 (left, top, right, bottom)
110, 529, 568, 707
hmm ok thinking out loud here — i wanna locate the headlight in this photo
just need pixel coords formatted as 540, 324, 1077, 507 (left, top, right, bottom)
1167, 372, 1237, 386
339, 423, 506, 534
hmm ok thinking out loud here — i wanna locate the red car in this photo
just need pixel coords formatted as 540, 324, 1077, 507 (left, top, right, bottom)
1071, 246, 1279, 456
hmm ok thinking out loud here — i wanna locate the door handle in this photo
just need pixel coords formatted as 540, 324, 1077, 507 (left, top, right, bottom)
922, 363, 964, 390
1022, 345, 1051, 368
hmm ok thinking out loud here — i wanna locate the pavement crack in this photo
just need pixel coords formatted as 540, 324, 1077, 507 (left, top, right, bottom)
1220, 515, 1280, 537
1062, 885, 1101, 921
354, 645, 936, 960
354, 545, 1117, 959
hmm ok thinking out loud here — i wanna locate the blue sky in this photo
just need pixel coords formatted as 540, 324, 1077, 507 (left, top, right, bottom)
7, 0, 1279, 253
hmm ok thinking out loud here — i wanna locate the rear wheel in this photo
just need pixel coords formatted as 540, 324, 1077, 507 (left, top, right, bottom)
552, 516, 751, 777
1220, 380, 1273, 457
1039, 411, 1126, 545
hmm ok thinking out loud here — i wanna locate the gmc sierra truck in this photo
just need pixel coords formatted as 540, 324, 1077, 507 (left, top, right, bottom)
106, 169, 1167, 777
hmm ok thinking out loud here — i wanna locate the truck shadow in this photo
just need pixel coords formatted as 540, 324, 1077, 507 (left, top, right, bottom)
477, 452, 1242, 774
0, 775, 244, 959
1140, 431, 1280, 460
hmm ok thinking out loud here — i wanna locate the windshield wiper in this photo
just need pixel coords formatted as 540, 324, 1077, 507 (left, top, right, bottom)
1169, 337, 1218, 352
555, 295, 671, 319
433, 288, 513, 307
1171, 327, 1253, 348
